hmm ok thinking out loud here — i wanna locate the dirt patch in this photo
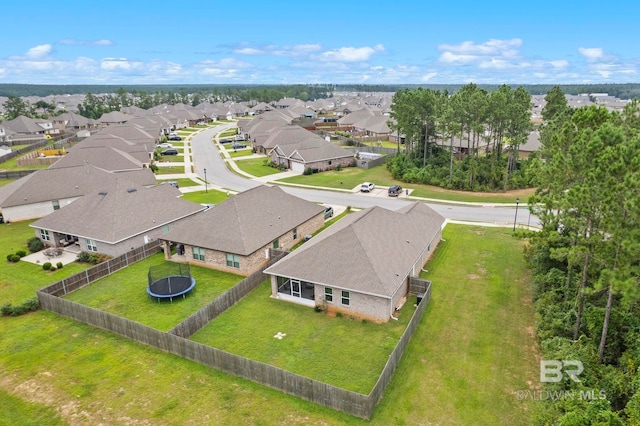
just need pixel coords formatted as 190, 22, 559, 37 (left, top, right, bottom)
467, 274, 480, 280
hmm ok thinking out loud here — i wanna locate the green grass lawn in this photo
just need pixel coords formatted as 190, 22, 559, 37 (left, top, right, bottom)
157, 154, 184, 162
180, 189, 232, 204
361, 140, 405, 150
0, 178, 14, 187
0, 224, 537, 424
0, 155, 51, 171
0, 221, 88, 305
226, 148, 253, 158
157, 177, 199, 187
191, 281, 412, 393
278, 164, 535, 203
219, 130, 238, 138
371, 224, 538, 424
235, 157, 283, 177
154, 165, 185, 175
65, 253, 243, 331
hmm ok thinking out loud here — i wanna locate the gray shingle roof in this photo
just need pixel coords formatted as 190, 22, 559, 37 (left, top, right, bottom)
30, 180, 204, 244
161, 185, 324, 256
265, 203, 445, 298
0, 165, 156, 208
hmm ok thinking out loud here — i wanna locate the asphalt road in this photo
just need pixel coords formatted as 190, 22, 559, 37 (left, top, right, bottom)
189, 125, 539, 229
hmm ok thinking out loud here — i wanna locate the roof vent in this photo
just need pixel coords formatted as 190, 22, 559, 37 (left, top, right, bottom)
98, 191, 107, 196
127, 188, 137, 193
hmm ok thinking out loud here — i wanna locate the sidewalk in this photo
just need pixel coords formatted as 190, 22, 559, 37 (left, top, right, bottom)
156, 125, 524, 208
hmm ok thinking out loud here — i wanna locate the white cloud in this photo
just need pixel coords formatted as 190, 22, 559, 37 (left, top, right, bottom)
439, 39, 522, 56
59, 39, 113, 46
234, 47, 263, 55
421, 72, 437, 81
320, 45, 384, 62
549, 60, 569, 68
101, 57, 143, 71
26, 44, 52, 59
91, 39, 112, 46
578, 47, 604, 61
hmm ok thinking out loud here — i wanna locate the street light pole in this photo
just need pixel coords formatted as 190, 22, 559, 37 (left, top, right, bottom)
204, 168, 208, 193
513, 197, 520, 231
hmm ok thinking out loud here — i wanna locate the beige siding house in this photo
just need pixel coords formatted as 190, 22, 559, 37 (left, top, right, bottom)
264, 203, 445, 323
29, 180, 204, 258
160, 185, 326, 276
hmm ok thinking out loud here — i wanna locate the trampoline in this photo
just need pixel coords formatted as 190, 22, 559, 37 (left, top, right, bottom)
147, 263, 196, 302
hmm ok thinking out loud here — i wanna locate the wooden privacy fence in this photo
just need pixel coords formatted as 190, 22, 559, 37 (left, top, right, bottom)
40, 241, 161, 297
169, 249, 288, 338
37, 246, 432, 419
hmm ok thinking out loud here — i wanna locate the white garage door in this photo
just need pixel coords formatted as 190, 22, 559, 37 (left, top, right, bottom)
291, 161, 305, 173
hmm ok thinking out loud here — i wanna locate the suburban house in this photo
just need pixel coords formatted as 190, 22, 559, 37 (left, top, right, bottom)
0, 165, 157, 222
268, 137, 355, 173
159, 185, 326, 276
264, 202, 445, 323
1, 115, 53, 139
29, 179, 204, 257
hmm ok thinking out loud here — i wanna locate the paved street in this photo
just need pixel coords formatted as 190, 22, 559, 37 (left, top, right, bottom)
158, 124, 539, 229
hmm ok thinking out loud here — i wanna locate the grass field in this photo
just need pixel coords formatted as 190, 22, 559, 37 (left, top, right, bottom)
191, 281, 412, 393
278, 164, 535, 203
154, 165, 185, 175
65, 253, 243, 331
225, 148, 253, 158
156, 177, 199, 187
0, 220, 89, 305
180, 189, 232, 204
235, 157, 283, 177
0, 223, 537, 424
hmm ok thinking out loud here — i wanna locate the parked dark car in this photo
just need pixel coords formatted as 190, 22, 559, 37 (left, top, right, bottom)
167, 135, 182, 141
232, 143, 247, 149
219, 137, 233, 143
161, 149, 178, 156
388, 185, 403, 197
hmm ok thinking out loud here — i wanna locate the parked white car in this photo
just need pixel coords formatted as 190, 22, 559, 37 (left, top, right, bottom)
360, 182, 375, 192
157, 143, 174, 149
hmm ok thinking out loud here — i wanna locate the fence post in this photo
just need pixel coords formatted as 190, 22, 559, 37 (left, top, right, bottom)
125, 252, 129, 266
62, 279, 67, 295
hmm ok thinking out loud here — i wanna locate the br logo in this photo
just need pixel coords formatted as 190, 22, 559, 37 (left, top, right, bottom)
540, 360, 583, 383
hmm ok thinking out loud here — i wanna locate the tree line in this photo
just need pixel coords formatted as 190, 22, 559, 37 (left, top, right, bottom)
387, 83, 537, 191
525, 88, 640, 423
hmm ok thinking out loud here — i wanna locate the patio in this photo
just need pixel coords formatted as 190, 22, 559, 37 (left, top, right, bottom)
21, 246, 80, 266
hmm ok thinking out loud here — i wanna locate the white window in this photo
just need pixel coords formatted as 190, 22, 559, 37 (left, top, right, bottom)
192, 246, 205, 261
86, 239, 97, 252
341, 290, 350, 306
325, 287, 333, 302
40, 229, 51, 241
226, 253, 240, 268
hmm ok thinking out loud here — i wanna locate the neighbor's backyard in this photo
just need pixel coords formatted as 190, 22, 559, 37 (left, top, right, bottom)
0, 223, 538, 425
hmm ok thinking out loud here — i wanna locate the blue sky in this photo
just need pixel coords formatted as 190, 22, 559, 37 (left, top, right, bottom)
1, 0, 638, 85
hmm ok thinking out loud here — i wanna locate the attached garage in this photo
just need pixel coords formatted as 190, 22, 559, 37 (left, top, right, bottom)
290, 161, 305, 173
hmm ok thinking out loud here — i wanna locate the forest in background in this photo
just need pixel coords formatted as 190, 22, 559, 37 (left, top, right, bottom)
2, 83, 640, 99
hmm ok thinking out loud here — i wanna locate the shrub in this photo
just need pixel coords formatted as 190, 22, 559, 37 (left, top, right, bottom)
28, 237, 44, 253
42, 262, 52, 271
335, 164, 342, 171
303, 167, 313, 175
15, 250, 27, 258
49, 266, 56, 272
76, 252, 91, 263
56, 262, 63, 269
1, 298, 39, 317
9, 254, 20, 263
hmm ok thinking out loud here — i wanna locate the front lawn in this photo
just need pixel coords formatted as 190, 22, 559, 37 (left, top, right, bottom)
226, 148, 253, 158
157, 177, 199, 188
235, 157, 283, 177
154, 166, 185, 175
278, 164, 536, 203
65, 253, 244, 331
180, 189, 232, 204
191, 281, 413, 393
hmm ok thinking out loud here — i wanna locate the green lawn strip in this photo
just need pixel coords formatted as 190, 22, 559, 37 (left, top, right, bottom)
0, 178, 14, 187
0, 389, 66, 426
235, 157, 283, 177
278, 164, 535, 203
360, 141, 405, 150
154, 166, 185, 175
180, 189, 232, 204
0, 155, 50, 171
226, 148, 253, 158
0, 311, 354, 425
0, 220, 89, 304
157, 154, 185, 162
191, 281, 412, 393
219, 130, 238, 138
156, 177, 199, 187
65, 253, 243, 331
371, 224, 537, 425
